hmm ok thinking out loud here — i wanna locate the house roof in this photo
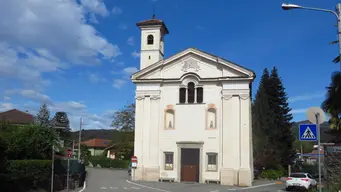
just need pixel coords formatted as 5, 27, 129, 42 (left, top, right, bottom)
80, 138, 111, 148
136, 16, 169, 34
131, 47, 256, 81
0, 109, 34, 124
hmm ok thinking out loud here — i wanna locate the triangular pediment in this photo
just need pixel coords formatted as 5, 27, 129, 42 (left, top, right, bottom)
131, 48, 255, 82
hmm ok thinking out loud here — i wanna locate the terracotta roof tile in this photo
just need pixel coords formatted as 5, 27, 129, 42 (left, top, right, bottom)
0, 109, 34, 124
80, 138, 111, 148
136, 18, 169, 34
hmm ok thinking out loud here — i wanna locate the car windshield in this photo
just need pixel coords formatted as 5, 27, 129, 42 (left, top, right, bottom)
290, 173, 306, 178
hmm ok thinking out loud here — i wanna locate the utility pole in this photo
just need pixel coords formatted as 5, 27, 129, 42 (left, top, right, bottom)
50, 145, 55, 192
78, 117, 83, 161
336, 4, 341, 72
72, 140, 75, 159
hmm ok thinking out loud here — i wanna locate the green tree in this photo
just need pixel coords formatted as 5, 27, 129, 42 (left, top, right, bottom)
51, 111, 71, 140
80, 144, 91, 162
112, 103, 135, 132
111, 104, 135, 159
252, 68, 274, 168
0, 123, 59, 160
322, 71, 341, 130
267, 66, 295, 167
36, 103, 51, 128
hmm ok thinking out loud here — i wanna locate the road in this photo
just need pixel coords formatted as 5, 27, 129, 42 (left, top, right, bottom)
82, 167, 286, 192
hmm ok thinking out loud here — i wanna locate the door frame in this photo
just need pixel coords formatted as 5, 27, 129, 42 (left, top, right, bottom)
176, 141, 204, 183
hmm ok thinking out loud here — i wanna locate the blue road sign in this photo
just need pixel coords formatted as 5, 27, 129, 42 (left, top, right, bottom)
299, 124, 317, 141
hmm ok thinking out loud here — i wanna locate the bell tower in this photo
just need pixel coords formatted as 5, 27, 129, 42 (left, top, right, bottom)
136, 15, 169, 70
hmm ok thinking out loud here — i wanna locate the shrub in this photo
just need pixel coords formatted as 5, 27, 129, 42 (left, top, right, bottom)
301, 163, 318, 176
260, 168, 285, 180
7, 160, 52, 191
89, 156, 129, 169
6, 159, 87, 191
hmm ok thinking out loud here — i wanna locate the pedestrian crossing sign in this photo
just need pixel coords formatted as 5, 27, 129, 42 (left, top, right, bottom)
299, 124, 317, 141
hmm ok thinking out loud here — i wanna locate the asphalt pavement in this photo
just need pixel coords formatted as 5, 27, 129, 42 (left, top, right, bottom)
82, 167, 287, 192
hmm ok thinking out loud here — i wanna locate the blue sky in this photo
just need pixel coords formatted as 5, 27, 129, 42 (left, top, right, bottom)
0, 0, 339, 129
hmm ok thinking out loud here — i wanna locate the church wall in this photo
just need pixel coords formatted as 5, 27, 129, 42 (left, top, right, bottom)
157, 82, 223, 182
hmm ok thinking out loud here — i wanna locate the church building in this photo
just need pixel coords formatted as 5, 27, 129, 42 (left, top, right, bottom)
131, 16, 256, 187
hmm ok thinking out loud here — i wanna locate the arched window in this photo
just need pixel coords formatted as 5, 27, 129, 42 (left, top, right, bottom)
187, 82, 195, 103
178, 82, 204, 104
147, 35, 154, 45
179, 88, 186, 104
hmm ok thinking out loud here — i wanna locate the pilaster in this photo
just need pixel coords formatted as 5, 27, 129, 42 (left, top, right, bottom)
221, 93, 240, 186
133, 95, 145, 180
143, 95, 161, 181
134, 90, 161, 181
239, 93, 252, 187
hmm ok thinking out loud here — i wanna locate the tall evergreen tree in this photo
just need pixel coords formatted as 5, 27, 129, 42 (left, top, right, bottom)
51, 112, 71, 139
252, 68, 277, 168
36, 103, 51, 128
267, 66, 295, 167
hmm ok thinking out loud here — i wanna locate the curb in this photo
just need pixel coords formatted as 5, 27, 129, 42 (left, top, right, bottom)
79, 182, 86, 192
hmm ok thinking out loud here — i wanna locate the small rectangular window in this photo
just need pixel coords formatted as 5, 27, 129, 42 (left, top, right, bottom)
164, 152, 174, 170
207, 153, 218, 171
197, 87, 203, 103
179, 88, 186, 103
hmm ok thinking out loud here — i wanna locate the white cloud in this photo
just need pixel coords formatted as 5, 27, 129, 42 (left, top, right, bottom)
0, 102, 15, 112
132, 51, 140, 58
112, 6, 123, 15
3, 96, 10, 101
123, 67, 138, 75
127, 36, 135, 46
1, 90, 115, 129
80, 0, 109, 17
88, 73, 106, 83
291, 108, 307, 114
118, 24, 128, 30
0, 0, 121, 88
289, 93, 324, 103
112, 79, 126, 88
5, 89, 52, 104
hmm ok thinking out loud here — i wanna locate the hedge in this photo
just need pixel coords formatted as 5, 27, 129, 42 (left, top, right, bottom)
89, 156, 130, 168
4, 159, 86, 192
6, 160, 52, 191
260, 168, 286, 180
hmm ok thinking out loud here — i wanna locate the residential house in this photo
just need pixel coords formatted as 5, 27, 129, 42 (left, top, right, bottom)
79, 138, 111, 156
0, 109, 34, 125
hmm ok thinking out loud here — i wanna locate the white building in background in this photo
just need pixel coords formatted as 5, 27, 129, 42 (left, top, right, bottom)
131, 16, 256, 187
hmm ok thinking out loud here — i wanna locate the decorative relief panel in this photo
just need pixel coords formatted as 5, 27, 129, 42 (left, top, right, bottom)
181, 58, 201, 72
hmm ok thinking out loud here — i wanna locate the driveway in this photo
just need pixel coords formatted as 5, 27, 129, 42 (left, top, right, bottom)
82, 167, 286, 192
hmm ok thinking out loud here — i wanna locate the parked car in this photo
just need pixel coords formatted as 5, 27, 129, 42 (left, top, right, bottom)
128, 162, 132, 176
286, 172, 317, 191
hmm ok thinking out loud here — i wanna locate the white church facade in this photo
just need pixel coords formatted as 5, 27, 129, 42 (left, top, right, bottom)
131, 16, 256, 187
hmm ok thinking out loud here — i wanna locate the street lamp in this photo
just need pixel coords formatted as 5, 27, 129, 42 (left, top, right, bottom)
282, 3, 341, 72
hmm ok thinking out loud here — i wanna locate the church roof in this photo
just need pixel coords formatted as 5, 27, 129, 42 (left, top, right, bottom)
136, 18, 169, 34
131, 47, 256, 81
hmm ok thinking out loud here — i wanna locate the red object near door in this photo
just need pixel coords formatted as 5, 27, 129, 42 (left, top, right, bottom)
131, 155, 137, 163
67, 150, 72, 158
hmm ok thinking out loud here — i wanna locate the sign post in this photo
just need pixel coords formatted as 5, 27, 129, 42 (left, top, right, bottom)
66, 149, 72, 191
306, 107, 326, 192
131, 156, 137, 181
